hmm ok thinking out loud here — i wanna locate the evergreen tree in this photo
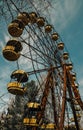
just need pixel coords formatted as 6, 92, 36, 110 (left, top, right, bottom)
25, 80, 38, 101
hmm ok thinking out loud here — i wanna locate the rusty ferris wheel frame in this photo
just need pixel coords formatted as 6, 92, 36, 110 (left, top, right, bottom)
0, 0, 83, 130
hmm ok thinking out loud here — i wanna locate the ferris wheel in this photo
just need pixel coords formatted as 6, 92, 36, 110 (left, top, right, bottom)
1, 0, 83, 130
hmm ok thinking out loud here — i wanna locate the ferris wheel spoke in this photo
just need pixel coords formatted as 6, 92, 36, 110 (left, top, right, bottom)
20, 37, 58, 65
27, 26, 51, 63
21, 39, 49, 65
27, 24, 57, 59
27, 39, 53, 107
5, 0, 14, 20
31, 26, 52, 58
21, 53, 48, 67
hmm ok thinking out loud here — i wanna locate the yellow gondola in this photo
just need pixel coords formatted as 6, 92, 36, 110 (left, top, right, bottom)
57, 42, 64, 50
51, 33, 59, 41
6, 39, 22, 52
27, 102, 41, 111
45, 25, 52, 33
17, 12, 30, 25
8, 19, 24, 37
29, 12, 37, 23
7, 81, 27, 95
2, 39, 22, 61
2, 46, 20, 61
11, 70, 28, 83
72, 73, 76, 81
46, 123, 55, 129
36, 17, 45, 27
40, 124, 46, 129
23, 118, 29, 125
63, 52, 69, 60
66, 63, 73, 70
23, 117, 38, 126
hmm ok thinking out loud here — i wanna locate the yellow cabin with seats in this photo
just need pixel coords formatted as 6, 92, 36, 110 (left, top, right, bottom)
23, 117, 38, 126
7, 81, 27, 95
66, 63, 73, 70
27, 102, 41, 111
40, 124, 46, 129
46, 123, 56, 129
29, 12, 37, 23
11, 70, 28, 83
8, 19, 24, 37
57, 42, 64, 50
2, 45, 20, 61
63, 52, 69, 60
51, 33, 59, 41
45, 25, 52, 33
17, 12, 30, 25
72, 73, 76, 81
2, 39, 22, 61
40, 123, 56, 129
36, 17, 45, 27
23, 118, 29, 125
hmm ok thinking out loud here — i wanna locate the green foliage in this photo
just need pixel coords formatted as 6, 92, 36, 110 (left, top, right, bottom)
25, 80, 38, 101
0, 80, 38, 130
